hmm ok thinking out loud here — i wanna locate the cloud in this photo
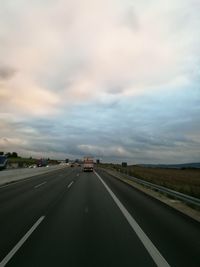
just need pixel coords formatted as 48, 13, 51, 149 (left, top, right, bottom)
77, 144, 132, 158
0, 74, 60, 115
0, 0, 200, 162
1, 0, 199, 109
0, 66, 16, 80
1, 89, 200, 163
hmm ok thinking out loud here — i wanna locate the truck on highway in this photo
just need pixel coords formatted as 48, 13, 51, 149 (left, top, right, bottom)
83, 157, 94, 172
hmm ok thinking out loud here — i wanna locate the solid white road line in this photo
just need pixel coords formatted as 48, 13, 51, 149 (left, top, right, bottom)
34, 181, 47, 189
67, 181, 74, 188
0, 216, 45, 267
94, 171, 170, 267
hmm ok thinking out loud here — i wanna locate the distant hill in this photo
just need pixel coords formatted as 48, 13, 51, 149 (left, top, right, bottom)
136, 163, 200, 169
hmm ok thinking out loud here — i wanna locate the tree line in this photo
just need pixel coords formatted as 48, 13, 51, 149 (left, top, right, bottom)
0, 152, 18, 158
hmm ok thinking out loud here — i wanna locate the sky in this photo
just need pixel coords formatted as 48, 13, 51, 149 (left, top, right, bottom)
0, 0, 200, 164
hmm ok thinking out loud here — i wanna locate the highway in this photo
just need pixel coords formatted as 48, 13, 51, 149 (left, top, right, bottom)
0, 167, 199, 266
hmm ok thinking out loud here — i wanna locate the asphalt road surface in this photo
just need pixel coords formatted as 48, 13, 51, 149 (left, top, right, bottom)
0, 167, 199, 266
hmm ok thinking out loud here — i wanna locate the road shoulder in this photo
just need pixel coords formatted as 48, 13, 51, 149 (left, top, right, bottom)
100, 168, 200, 223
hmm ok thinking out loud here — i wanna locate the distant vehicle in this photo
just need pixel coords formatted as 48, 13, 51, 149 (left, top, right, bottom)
37, 158, 48, 167
29, 165, 37, 168
0, 155, 8, 170
83, 157, 94, 172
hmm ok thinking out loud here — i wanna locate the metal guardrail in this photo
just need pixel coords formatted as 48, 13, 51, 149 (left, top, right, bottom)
103, 168, 200, 207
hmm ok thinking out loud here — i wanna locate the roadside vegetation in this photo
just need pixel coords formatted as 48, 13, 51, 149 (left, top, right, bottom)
0, 151, 59, 168
100, 163, 200, 198
7, 157, 37, 167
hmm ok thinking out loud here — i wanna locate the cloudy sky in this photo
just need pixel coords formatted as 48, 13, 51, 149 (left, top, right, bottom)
0, 0, 200, 163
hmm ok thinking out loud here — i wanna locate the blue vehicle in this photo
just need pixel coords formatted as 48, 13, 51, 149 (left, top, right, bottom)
0, 155, 8, 170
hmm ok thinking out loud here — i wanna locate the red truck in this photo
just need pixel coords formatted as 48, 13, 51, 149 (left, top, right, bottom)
83, 157, 94, 172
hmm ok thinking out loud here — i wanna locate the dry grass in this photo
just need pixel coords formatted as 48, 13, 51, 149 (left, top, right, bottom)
103, 164, 200, 198
127, 166, 200, 198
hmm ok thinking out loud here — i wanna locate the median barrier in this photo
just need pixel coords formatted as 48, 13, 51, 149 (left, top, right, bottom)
0, 165, 67, 186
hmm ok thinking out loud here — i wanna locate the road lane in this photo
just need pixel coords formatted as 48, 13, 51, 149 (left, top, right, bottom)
0, 216, 45, 267
3, 171, 156, 267
34, 181, 47, 189
0, 167, 75, 203
0, 168, 199, 266
0, 167, 80, 261
95, 171, 170, 267
67, 181, 74, 188
97, 169, 200, 267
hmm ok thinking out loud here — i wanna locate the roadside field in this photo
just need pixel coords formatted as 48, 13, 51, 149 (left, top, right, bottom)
101, 164, 200, 198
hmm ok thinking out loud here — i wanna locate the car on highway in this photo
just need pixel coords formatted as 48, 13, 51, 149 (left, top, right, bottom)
0, 155, 8, 170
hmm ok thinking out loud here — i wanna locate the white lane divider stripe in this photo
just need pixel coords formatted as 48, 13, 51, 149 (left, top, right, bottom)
34, 181, 47, 189
0, 216, 45, 267
94, 171, 170, 267
67, 181, 74, 188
